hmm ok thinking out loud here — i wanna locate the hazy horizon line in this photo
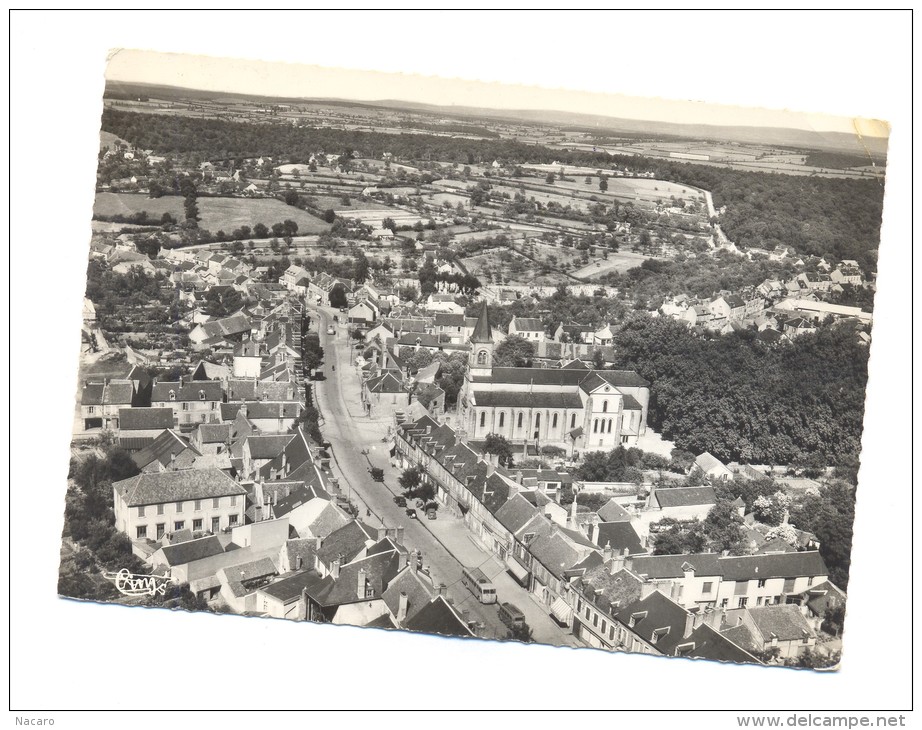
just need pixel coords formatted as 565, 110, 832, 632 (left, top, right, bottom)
104, 49, 890, 140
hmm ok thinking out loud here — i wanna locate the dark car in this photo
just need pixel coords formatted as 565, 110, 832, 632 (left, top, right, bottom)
393, 496, 407, 507
498, 602, 526, 630
405, 508, 418, 519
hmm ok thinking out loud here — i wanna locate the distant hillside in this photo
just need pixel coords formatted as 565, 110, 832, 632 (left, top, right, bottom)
103, 80, 888, 160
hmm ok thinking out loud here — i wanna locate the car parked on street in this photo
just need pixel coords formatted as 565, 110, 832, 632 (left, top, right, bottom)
498, 602, 526, 630
405, 508, 418, 519
393, 496, 407, 507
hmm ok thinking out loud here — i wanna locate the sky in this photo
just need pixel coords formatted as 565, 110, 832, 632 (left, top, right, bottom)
105, 48, 889, 139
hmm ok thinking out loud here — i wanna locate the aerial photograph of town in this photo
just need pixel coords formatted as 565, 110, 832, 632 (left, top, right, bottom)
58, 47, 889, 675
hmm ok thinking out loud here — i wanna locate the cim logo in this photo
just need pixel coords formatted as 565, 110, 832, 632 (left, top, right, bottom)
105, 568, 176, 597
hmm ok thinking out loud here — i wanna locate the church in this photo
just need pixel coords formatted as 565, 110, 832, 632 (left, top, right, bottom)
458, 302, 651, 455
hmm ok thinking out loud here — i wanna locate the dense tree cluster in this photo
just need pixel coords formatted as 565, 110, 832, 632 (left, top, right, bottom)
492, 335, 535, 367
613, 314, 869, 465
652, 500, 747, 556
84, 260, 188, 346
59, 437, 147, 600
573, 446, 669, 483
601, 250, 801, 309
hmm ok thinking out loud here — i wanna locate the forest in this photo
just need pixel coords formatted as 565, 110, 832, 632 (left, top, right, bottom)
612, 314, 869, 466
101, 109, 885, 266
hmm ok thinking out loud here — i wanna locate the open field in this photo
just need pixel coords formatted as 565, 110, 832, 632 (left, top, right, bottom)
197, 198, 332, 233
570, 251, 655, 279
94, 192, 184, 219
93, 193, 332, 234
310, 195, 394, 212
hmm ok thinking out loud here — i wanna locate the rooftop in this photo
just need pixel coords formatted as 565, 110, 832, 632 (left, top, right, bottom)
115, 468, 248, 507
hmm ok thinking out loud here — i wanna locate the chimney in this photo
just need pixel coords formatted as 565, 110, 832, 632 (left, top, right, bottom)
331, 556, 341, 579
567, 496, 578, 527
386, 527, 397, 541
314, 536, 322, 551
684, 610, 697, 639
438, 583, 447, 597
516, 471, 523, 484
397, 591, 409, 623
395, 526, 405, 546
358, 568, 367, 599
409, 550, 418, 575
485, 461, 495, 477
602, 541, 613, 563
377, 526, 388, 541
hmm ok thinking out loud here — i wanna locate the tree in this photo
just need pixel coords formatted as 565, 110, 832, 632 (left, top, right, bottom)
701, 501, 746, 554
284, 190, 300, 206
328, 285, 348, 309
434, 352, 467, 406
402, 347, 434, 375
353, 251, 370, 284
135, 233, 163, 259
418, 255, 438, 297
822, 603, 846, 638
493, 335, 535, 367
599, 176, 609, 192
398, 468, 421, 492
322, 209, 337, 224
253, 222, 269, 238
652, 519, 707, 555
545, 172, 556, 184
483, 433, 514, 468
203, 286, 244, 318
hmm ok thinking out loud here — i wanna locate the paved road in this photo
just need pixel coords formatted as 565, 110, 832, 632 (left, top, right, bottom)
304, 302, 579, 647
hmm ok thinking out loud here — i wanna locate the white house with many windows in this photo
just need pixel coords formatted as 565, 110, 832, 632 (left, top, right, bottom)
113, 468, 248, 540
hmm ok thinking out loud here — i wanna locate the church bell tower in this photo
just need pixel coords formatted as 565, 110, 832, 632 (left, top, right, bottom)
468, 300, 494, 378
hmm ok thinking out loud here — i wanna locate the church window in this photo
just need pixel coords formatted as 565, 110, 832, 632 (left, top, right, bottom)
593, 419, 599, 433
479, 412, 486, 428
552, 413, 558, 429
499, 413, 505, 428
602, 400, 608, 413
608, 419, 613, 433
534, 413, 541, 428
476, 350, 488, 365
517, 413, 523, 429
570, 413, 576, 429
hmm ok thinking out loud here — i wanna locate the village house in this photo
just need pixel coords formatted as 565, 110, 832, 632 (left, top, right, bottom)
131, 429, 202, 472
151, 380, 223, 428
113, 468, 248, 541
508, 317, 546, 342
720, 604, 817, 658
694, 452, 734, 481
80, 380, 137, 432
117, 407, 176, 449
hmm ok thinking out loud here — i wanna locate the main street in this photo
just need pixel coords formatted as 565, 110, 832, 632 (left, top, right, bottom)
304, 300, 581, 647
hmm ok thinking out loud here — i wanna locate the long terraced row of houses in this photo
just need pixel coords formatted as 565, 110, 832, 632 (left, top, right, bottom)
392, 412, 842, 663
